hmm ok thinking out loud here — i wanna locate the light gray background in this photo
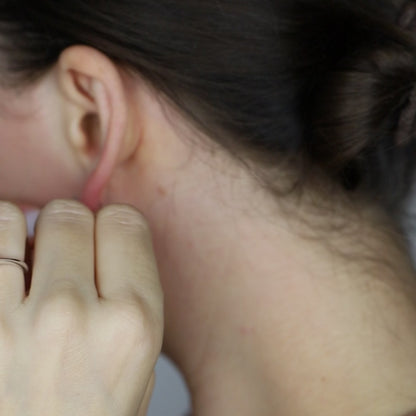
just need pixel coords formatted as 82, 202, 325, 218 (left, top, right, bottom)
148, 355, 190, 416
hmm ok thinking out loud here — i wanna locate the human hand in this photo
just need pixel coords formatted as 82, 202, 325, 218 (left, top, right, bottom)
0, 200, 163, 416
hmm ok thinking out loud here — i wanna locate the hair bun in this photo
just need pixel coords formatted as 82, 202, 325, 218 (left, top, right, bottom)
305, 2, 416, 214
395, 1, 416, 146
395, 84, 416, 146
398, 0, 416, 31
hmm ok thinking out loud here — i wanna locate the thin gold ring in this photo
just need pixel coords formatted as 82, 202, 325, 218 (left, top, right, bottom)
0, 258, 29, 273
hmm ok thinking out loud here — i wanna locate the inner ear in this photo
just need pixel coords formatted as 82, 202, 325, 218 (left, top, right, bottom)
72, 70, 95, 104
81, 113, 101, 156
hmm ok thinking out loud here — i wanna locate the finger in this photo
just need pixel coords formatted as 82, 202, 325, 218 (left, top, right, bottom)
29, 200, 96, 301
0, 202, 27, 312
95, 204, 162, 306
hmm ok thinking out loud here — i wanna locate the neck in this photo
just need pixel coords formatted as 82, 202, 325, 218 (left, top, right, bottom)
149, 171, 416, 415
112, 133, 416, 414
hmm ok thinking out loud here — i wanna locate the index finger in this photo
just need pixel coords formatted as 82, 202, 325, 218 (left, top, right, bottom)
95, 205, 162, 308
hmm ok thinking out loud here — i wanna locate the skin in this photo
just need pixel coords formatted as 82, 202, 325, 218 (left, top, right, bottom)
0, 45, 416, 415
0, 201, 162, 416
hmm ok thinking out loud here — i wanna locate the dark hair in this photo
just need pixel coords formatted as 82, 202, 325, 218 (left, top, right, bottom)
1, 0, 416, 224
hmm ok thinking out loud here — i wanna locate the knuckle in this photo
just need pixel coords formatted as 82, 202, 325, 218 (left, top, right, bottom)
39, 200, 93, 225
0, 202, 25, 227
109, 299, 162, 356
35, 289, 85, 337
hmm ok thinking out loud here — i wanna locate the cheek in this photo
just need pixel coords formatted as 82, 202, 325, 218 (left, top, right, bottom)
0, 119, 82, 206
0, 119, 35, 192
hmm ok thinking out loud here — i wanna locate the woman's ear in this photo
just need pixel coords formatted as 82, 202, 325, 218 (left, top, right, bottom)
56, 45, 131, 211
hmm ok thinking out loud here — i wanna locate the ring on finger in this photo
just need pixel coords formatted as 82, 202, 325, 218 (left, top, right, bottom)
0, 258, 29, 274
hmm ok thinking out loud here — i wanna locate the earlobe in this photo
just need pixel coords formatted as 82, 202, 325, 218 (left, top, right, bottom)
56, 45, 129, 211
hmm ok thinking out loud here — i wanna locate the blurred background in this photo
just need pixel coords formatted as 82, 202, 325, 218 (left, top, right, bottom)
148, 355, 190, 416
